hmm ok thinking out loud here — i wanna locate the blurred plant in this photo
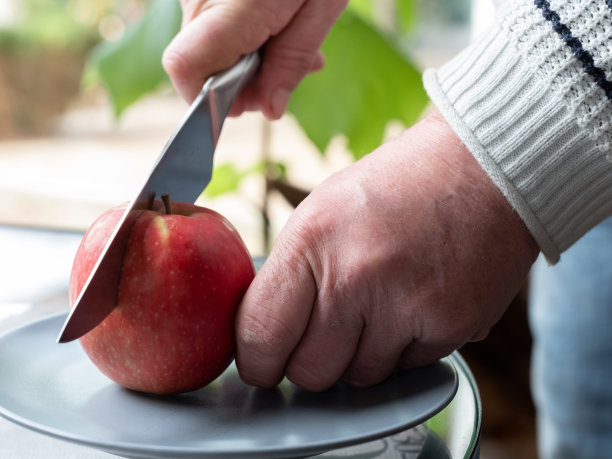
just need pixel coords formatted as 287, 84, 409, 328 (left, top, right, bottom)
85, 0, 427, 154
82, 0, 181, 116
0, 0, 151, 137
83, 0, 429, 249
0, 0, 100, 50
288, 5, 425, 160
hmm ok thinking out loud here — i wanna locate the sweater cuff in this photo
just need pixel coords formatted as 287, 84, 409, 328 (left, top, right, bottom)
423, 25, 612, 264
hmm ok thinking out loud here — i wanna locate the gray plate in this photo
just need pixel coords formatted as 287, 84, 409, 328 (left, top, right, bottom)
0, 313, 457, 458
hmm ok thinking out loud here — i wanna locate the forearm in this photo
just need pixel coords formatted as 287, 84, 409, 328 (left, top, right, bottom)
424, 0, 612, 263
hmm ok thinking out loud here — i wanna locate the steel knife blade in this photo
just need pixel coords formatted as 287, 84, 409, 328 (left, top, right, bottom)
57, 52, 259, 343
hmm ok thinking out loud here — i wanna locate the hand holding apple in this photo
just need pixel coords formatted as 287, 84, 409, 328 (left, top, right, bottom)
69, 196, 254, 394
235, 111, 539, 391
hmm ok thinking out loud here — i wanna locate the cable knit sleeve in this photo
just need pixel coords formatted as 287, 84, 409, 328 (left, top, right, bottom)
423, 0, 612, 263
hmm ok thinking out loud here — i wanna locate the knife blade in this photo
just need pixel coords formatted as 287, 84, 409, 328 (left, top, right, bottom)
57, 52, 259, 343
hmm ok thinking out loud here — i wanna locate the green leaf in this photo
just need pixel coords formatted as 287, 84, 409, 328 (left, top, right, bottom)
204, 162, 264, 198
204, 163, 244, 198
396, 0, 417, 33
287, 9, 427, 160
347, 0, 417, 34
0, 0, 97, 50
347, 0, 376, 23
85, 0, 181, 117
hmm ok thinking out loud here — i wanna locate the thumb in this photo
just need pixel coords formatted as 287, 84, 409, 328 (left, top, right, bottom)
162, 2, 271, 103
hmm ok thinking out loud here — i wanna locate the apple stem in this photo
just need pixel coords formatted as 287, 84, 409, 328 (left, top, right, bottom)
161, 193, 172, 215
146, 192, 155, 210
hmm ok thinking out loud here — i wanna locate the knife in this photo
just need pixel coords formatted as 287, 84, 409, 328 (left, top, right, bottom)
57, 52, 260, 343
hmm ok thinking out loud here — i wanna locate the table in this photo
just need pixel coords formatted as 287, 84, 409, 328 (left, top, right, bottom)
0, 226, 481, 458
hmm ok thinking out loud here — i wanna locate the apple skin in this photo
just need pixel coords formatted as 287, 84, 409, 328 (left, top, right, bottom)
69, 200, 255, 395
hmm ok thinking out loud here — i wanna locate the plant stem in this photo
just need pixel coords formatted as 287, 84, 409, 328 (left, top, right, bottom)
261, 117, 272, 254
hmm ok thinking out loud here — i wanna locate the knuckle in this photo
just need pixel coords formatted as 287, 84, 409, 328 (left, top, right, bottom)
469, 328, 491, 342
179, 0, 208, 21
266, 43, 321, 83
342, 363, 389, 388
286, 359, 335, 392
237, 309, 295, 357
274, 210, 323, 271
236, 366, 280, 389
327, 264, 370, 304
161, 47, 191, 81
398, 341, 456, 370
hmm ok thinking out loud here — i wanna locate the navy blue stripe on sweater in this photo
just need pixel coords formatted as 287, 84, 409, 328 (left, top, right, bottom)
534, 0, 612, 101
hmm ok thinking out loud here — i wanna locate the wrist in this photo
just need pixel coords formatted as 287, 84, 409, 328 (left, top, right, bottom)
423, 109, 540, 266
423, 4, 612, 263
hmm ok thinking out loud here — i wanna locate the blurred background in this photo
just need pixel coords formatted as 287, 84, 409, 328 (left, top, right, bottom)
0, 0, 536, 457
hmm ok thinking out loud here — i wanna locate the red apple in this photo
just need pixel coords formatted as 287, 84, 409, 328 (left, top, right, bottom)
69, 197, 255, 394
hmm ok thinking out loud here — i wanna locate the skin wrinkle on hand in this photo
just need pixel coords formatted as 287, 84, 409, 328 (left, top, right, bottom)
239, 284, 305, 352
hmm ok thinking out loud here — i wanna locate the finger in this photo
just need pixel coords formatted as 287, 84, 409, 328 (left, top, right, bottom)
284, 298, 364, 392
340, 321, 408, 388
163, 15, 239, 102
228, 50, 325, 117
163, 1, 289, 103
469, 327, 491, 342
178, 0, 206, 27
398, 340, 459, 370
230, 0, 347, 119
235, 247, 316, 388
310, 50, 325, 73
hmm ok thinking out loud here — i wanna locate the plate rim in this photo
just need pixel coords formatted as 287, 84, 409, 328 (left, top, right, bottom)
0, 312, 458, 458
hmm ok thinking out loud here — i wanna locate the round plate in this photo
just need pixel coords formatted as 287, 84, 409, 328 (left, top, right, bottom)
0, 314, 457, 458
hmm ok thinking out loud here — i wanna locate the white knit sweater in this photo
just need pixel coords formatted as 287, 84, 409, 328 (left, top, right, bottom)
424, 0, 612, 263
